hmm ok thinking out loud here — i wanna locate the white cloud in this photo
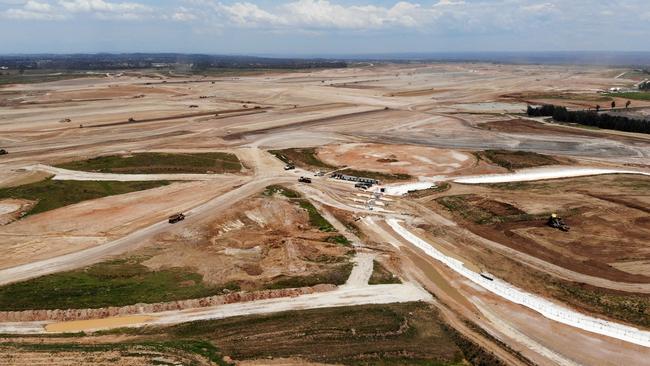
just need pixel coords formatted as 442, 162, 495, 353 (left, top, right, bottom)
2, 0, 65, 20
216, 0, 442, 30
24, 0, 52, 12
58, 0, 150, 13
1, 0, 153, 20
171, 7, 197, 21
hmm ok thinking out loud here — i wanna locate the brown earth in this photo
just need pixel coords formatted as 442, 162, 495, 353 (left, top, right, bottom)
426, 174, 650, 283
141, 192, 352, 289
317, 143, 475, 177
0, 198, 34, 225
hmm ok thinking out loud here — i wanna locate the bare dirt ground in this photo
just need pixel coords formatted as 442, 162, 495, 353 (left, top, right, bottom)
317, 143, 475, 177
424, 174, 650, 283
1, 63, 650, 365
141, 191, 352, 288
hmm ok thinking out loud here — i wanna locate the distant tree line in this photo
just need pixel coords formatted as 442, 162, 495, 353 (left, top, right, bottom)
527, 105, 650, 134
0, 54, 347, 71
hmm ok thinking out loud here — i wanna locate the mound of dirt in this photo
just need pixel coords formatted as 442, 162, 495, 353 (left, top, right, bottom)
143, 193, 352, 289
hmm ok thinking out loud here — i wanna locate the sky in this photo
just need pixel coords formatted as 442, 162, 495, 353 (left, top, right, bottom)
1, 0, 649, 55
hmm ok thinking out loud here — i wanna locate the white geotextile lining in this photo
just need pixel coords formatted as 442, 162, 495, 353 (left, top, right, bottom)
386, 219, 650, 348
380, 182, 436, 196
453, 167, 650, 184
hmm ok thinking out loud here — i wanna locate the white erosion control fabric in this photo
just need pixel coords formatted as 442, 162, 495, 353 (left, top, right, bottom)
386, 219, 650, 348
454, 167, 650, 184
379, 182, 435, 196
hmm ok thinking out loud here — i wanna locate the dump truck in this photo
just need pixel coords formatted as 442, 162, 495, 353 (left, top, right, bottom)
547, 213, 569, 232
284, 164, 295, 170
298, 177, 312, 183
168, 213, 185, 224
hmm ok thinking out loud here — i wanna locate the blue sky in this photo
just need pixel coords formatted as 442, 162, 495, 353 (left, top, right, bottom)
1, 0, 649, 54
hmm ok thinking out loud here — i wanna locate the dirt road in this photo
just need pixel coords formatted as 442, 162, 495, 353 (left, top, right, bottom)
27, 164, 233, 181
0, 174, 293, 285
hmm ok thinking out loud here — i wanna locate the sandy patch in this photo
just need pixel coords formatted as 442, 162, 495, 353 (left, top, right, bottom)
45, 315, 154, 333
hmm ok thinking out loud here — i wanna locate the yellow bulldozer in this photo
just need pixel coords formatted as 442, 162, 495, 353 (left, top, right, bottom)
547, 213, 570, 232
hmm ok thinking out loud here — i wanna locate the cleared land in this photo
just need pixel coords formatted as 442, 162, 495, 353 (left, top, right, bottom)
433, 175, 650, 283
2, 63, 650, 365
419, 174, 650, 327
56, 152, 242, 174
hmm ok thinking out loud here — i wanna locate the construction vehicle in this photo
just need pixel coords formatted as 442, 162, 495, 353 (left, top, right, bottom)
298, 177, 312, 183
284, 164, 295, 170
355, 182, 370, 190
547, 213, 570, 232
128, 117, 136, 123
480, 272, 494, 281
168, 213, 185, 224
0, 149, 7, 155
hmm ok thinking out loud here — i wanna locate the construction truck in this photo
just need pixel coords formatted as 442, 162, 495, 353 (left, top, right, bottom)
284, 164, 295, 170
0, 149, 7, 155
168, 213, 185, 224
298, 177, 312, 183
547, 213, 569, 232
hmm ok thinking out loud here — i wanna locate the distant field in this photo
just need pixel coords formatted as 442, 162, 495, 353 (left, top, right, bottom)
0, 178, 169, 216
0, 70, 92, 85
56, 152, 242, 174
605, 92, 650, 101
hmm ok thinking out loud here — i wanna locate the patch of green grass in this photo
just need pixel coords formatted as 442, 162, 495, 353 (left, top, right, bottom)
325, 234, 352, 246
159, 302, 495, 365
369, 260, 401, 285
264, 263, 353, 289
436, 194, 548, 225
298, 200, 336, 232
0, 258, 240, 310
406, 182, 451, 198
338, 168, 412, 182
2, 340, 231, 366
476, 150, 561, 171
269, 148, 337, 170
56, 152, 242, 174
0, 178, 169, 216
262, 185, 301, 198
0, 71, 92, 85
549, 280, 650, 328
605, 92, 650, 101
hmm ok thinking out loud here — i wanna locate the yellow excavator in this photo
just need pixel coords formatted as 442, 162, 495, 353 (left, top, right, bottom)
547, 213, 570, 232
